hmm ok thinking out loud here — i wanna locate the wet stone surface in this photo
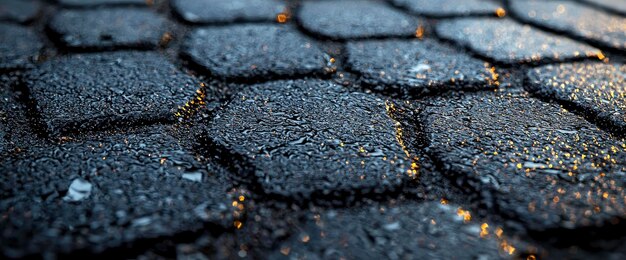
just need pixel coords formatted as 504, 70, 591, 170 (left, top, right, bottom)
0, 23, 42, 70
0, 126, 236, 258
0, 0, 41, 23
526, 62, 626, 136
391, 0, 502, 17
182, 24, 328, 80
346, 38, 498, 97
297, 0, 420, 40
57, 0, 150, 7
417, 92, 626, 232
435, 17, 601, 65
272, 201, 508, 259
171, 0, 285, 24
509, 0, 626, 52
25, 52, 198, 135
202, 80, 413, 202
48, 8, 168, 51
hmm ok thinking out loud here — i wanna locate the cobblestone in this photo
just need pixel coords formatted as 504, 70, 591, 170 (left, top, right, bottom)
435, 17, 602, 65
171, 0, 285, 24
346, 38, 498, 97
273, 201, 510, 259
0, 0, 41, 23
509, 0, 626, 52
182, 24, 328, 80
298, 0, 421, 40
417, 93, 626, 232
526, 62, 626, 136
48, 8, 168, 51
0, 126, 235, 258
202, 79, 412, 202
25, 52, 198, 135
0, 23, 42, 70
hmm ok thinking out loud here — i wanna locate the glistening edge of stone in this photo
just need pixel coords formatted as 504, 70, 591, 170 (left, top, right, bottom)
346, 38, 499, 97
435, 17, 602, 65
25, 52, 199, 135
416, 92, 626, 234
508, 0, 626, 53
182, 24, 328, 81
57, 0, 151, 7
0, 126, 236, 258
200, 79, 416, 203
526, 62, 626, 136
170, 0, 285, 24
579, 0, 626, 16
391, 0, 503, 18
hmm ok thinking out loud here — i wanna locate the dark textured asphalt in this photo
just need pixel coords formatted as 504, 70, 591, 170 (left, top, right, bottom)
1, 0, 626, 259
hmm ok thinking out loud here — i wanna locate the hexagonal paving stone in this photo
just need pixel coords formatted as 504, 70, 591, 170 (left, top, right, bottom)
57, 0, 150, 7
201, 80, 413, 202
526, 62, 626, 136
0, 126, 236, 258
25, 52, 198, 135
580, 0, 626, 16
272, 201, 511, 259
346, 39, 499, 97
391, 0, 503, 17
48, 8, 168, 51
182, 24, 328, 80
0, 0, 41, 23
171, 0, 285, 24
509, 0, 626, 52
297, 0, 421, 40
415, 92, 626, 232
435, 18, 602, 65
0, 23, 42, 70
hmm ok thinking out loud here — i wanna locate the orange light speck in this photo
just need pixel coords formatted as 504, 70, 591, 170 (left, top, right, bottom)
496, 8, 506, 17
276, 13, 288, 23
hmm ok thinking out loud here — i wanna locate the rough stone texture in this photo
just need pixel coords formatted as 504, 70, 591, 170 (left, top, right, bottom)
418, 93, 626, 232
297, 0, 421, 40
0, 0, 41, 23
171, 0, 285, 24
273, 201, 511, 259
25, 52, 198, 135
202, 80, 413, 201
0, 23, 42, 70
526, 62, 626, 136
57, 0, 150, 7
346, 39, 499, 97
48, 8, 168, 51
1, 75, 17, 154
580, 0, 626, 16
391, 0, 503, 17
0, 126, 236, 258
509, 0, 626, 52
183, 24, 328, 80
435, 18, 602, 65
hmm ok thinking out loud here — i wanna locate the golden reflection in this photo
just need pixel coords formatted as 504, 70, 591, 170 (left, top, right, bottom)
415, 25, 425, 39
496, 8, 506, 18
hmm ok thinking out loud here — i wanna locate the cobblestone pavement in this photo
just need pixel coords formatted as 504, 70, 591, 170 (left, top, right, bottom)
1, 0, 625, 259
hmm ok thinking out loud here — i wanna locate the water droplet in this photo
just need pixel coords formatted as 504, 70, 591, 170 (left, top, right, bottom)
63, 179, 92, 202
